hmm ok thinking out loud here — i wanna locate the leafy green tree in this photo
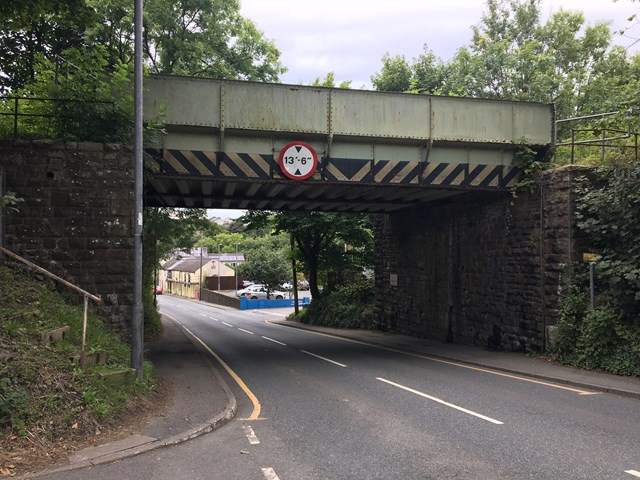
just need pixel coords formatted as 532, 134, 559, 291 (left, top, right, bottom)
142, 0, 285, 81
575, 166, 640, 321
236, 246, 290, 295
371, 53, 412, 92
0, 46, 135, 142
310, 72, 352, 89
409, 46, 449, 94
0, 0, 96, 93
143, 207, 210, 332
242, 211, 374, 299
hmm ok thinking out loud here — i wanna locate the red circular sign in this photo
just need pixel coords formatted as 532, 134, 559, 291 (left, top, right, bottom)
278, 142, 318, 181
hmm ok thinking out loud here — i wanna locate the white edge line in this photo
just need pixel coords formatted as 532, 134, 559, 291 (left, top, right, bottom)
377, 377, 503, 425
238, 328, 254, 335
262, 467, 281, 480
300, 350, 347, 368
262, 336, 287, 346
626, 470, 640, 477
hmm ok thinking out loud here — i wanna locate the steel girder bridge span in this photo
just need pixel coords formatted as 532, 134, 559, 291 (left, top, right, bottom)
143, 75, 553, 213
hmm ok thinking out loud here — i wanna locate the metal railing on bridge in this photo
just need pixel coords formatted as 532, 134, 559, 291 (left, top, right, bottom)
556, 127, 639, 164
0, 95, 116, 141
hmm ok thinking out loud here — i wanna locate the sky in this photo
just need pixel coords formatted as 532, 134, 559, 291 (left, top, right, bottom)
239, 0, 639, 89
210, 0, 638, 220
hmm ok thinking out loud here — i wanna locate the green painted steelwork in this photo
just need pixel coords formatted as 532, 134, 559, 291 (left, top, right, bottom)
144, 75, 553, 167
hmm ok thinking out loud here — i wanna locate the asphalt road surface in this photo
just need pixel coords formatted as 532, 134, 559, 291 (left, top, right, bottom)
42, 296, 640, 480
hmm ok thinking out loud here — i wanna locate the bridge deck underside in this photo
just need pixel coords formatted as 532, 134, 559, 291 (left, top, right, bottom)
144, 148, 520, 212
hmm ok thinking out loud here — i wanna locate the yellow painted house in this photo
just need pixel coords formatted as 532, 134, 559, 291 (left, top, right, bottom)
163, 256, 235, 299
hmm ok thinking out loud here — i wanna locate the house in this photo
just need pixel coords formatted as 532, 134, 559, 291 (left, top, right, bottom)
161, 254, 240, 298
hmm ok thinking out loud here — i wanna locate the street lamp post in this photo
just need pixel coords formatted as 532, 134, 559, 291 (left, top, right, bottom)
199, 244, 203, 300
217, 244, 222, 291
235, 243, 239, 291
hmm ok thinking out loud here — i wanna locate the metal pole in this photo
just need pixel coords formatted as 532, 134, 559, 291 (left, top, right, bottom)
199, 243, 203, 300
291, 233, 299, 314
131, 0, 144, 380
235, 243, 239, 291
217, 244, 221, 291
81, 295, 88, 358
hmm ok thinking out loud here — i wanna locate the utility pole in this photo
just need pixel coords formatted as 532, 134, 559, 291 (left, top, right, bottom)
235, 243, 239, 291
131, 0, 144, 380
217, 244, 222, 291
199, 243, 203, 300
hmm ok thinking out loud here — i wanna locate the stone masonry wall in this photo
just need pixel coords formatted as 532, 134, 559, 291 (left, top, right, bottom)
0, 140, 134, 335
374, 166, 588, 352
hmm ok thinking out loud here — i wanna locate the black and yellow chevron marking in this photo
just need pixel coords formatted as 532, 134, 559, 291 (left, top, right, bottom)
374, 160, 421, 184
420, 163, 521, 189
146, 148, 218, 176
219, 152, 272, 179
324, 158, 371, 182
146, 148, 521, 190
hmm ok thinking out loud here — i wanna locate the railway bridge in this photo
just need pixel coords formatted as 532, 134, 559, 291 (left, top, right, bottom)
2, 75, 568, 350
143, 75, 552, 212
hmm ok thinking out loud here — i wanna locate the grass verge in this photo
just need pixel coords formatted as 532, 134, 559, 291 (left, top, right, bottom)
0, 261, 158, 476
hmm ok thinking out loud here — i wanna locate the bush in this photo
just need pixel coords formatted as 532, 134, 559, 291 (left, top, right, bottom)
294, 278, 376, 329
553, 283, 640, 376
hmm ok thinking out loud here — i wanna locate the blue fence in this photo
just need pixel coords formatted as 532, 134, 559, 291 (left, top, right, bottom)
239, 297, 311, 310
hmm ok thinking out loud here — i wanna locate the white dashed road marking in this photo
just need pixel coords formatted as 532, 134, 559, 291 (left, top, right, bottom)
377, 377, 504, 425
300, 350, 347, 368
222, 322, 234, 327
626, 470, 640, 477
238, 328, 254, 335
262, 467, 281, 480
242, 425, 260, 444
262, 336, 286, 346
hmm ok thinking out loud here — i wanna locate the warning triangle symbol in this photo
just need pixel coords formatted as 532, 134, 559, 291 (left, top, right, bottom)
295, 146, 302, 153
295, 169, 302, 175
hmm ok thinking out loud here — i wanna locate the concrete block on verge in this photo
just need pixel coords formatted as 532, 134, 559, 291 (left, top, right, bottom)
41, 325, 70, 347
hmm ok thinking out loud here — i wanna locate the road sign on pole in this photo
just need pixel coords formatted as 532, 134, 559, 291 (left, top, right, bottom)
278, 142, 318, 180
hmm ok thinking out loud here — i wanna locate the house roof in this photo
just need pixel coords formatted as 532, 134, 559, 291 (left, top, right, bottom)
167, 257, 212, 273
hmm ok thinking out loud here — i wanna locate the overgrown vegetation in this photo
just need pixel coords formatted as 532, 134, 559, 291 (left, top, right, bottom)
551, 166, 640, 375
0, 262, 156, 474
292, 277, 376, 329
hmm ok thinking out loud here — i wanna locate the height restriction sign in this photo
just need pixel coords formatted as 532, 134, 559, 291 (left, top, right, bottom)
278, 141, 318, 181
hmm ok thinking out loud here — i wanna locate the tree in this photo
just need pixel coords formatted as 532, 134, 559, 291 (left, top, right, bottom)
236, 246, 290, 295
409, 46, 449, 94
242, 211, 374, 299
310, 72, 352, 89
142, 0, 285, 81
143, 207, 210, 331
371, 53, 412, 92
371, 46, 448, 95
0, 0, 96, 93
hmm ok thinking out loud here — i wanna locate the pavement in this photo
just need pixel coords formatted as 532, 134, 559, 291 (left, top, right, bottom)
21, 305, 640, 479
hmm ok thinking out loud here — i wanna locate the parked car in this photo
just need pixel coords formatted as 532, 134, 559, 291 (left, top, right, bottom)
153, 285, 163, 295
243, 286, 286, 300
280, 282, 293, 290
239, 280, 254, 288
236, 284, 263, 297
